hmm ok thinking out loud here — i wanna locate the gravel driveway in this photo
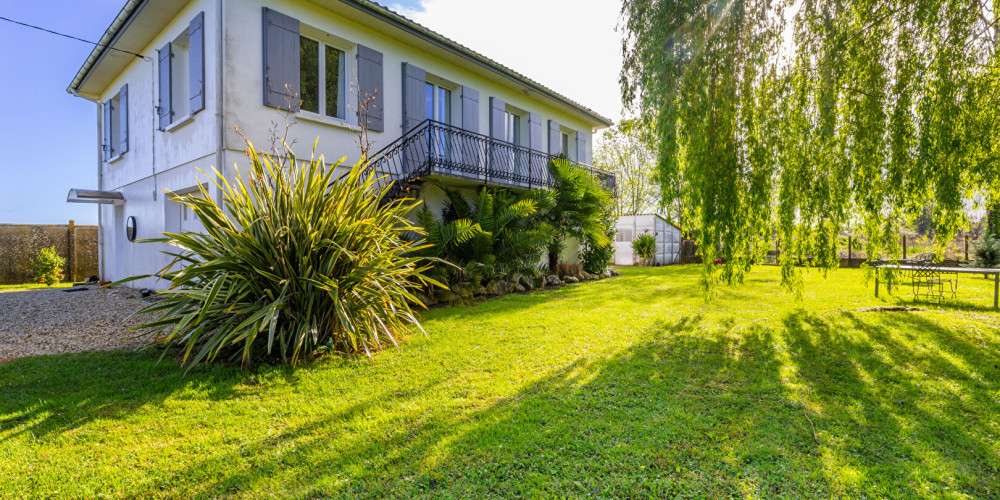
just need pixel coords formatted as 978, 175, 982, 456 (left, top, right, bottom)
0, 285, 155, 363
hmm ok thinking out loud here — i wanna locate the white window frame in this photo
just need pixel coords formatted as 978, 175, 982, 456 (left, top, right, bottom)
424, 76, 457, 125
105, 90, 125, 162
298, 25, 354, 125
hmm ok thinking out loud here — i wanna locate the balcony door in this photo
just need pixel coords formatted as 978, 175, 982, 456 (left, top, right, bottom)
425, 83, 456, 175
504, 111, 531, 185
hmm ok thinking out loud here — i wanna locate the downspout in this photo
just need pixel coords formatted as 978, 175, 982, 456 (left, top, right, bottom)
71, 89, 104, 280
215, 0, 226, 197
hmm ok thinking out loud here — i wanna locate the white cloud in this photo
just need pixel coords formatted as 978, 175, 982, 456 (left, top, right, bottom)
392, 0, 624, 123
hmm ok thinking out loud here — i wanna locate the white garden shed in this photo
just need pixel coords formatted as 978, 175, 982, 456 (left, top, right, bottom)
613, 214, 683, 266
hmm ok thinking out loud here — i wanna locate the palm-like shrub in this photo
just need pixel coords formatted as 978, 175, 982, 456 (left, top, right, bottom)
418, 186, 554, 286
633, 234, 656, 265
132, 141, 438, 367
544, 159, 613, 271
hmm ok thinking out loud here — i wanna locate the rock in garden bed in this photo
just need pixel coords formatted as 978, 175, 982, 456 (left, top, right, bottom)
0, 285, 154, 363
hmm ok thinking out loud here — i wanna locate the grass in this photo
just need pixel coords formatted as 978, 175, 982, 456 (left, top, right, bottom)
1, 266, 998, 498
0, 282, 73, 292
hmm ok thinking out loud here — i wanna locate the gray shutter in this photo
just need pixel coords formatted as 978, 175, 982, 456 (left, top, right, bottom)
528, 113, 542, 151
489, 97, 505, 140
548, 120, 561, 155
575, 131, 587, 163
460, 86, 478, 133
401, 62, 425, 133
103, 100, 112, 161
262, 7, 300, 109
119, 84, 128, 154
356, 45, 383, 132
157, 43, 172, 130
189, 12, 205, 114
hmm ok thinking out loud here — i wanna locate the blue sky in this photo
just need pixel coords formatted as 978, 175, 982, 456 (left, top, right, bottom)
0, 0, 621, 226
0, 0, 126, 225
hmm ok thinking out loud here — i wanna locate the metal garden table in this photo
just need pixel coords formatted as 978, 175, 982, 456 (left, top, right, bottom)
873, 264, 1000, 310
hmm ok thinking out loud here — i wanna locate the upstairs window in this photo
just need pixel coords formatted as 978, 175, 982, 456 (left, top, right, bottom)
561, 132, 569, 158
424, 81, 453, 124
157, 12, 205, 130
300, 35, 346, 119
103, 84, 128, 161
170, 30, 191, 118
504, 111, 521, 146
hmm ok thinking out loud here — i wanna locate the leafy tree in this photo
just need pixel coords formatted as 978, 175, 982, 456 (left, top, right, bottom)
593, 119, 661, 217
621, 0, 1000, 290
543, 159, 614, 271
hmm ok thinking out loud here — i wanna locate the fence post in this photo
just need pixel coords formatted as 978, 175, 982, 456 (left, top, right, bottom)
67, 219, 76, 283
902, 235, 907, 260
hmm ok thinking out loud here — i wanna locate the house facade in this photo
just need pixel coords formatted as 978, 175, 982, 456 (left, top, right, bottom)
67, 0, 613, 288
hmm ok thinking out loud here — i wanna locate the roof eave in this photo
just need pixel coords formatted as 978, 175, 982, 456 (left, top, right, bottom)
335, 0, 614, 128
67, 0, 146, 97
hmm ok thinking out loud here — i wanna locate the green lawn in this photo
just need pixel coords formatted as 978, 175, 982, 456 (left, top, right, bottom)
2, 266, 998, 498
0, 282, 73, 292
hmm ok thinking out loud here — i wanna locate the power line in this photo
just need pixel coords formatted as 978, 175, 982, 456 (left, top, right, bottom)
0, 15, 150, 61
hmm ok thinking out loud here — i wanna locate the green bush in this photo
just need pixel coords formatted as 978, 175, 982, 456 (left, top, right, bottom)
632, 234, 656, 264
581, 237, 614, 274
131, 140, 439, 367
418, 186, 554, 287
29, 246, 66, 286
973, 232, 1000, 269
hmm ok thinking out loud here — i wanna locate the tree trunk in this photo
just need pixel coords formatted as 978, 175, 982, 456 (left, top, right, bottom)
548, 250, 559, 274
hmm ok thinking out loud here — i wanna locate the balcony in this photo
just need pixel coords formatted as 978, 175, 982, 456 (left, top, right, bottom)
369, 119, 615, 196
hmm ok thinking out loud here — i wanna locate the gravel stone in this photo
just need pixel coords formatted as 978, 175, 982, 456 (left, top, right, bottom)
0, 285, 154, 363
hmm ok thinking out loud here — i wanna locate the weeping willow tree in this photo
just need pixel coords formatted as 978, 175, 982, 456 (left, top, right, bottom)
621, 0, 1000, 290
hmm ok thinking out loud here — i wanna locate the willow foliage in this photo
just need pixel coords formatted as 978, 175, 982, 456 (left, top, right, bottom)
621, 0, 1000, 290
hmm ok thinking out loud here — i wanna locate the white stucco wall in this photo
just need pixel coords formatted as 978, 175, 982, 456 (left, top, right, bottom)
89, 0, 602, 287
221, 0, 596, 167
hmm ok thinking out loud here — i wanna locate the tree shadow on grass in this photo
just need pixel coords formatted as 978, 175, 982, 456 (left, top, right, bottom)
4, 299, 997, 498
0, 350, 296, 441
136, 315, 826, 498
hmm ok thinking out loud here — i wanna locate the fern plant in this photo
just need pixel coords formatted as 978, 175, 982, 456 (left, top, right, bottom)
417, 186, 555, 286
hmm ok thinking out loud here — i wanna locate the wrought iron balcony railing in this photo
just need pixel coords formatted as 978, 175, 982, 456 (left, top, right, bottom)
368, 119, 615, 196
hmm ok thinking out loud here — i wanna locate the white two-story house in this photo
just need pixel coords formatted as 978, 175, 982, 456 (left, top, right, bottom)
67, 0, 614, 288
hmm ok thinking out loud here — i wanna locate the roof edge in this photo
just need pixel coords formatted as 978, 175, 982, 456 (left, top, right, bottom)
67, 0, 146, 96
337, 0, 614, 127
68, 0, 615, 127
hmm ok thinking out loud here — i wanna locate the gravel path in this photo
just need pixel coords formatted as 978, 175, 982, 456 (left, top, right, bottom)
0, 285, 155, 363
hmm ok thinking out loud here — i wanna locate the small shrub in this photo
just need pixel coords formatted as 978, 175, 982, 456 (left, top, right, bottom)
29, 246, 66, 285
633, 234, 656, 264
131, 138, 439, 368
973, 232, 1000, 270
581, 232, 614, 274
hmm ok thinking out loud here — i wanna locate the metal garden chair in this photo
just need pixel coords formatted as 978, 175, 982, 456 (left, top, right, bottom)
910, 259, 957, 302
